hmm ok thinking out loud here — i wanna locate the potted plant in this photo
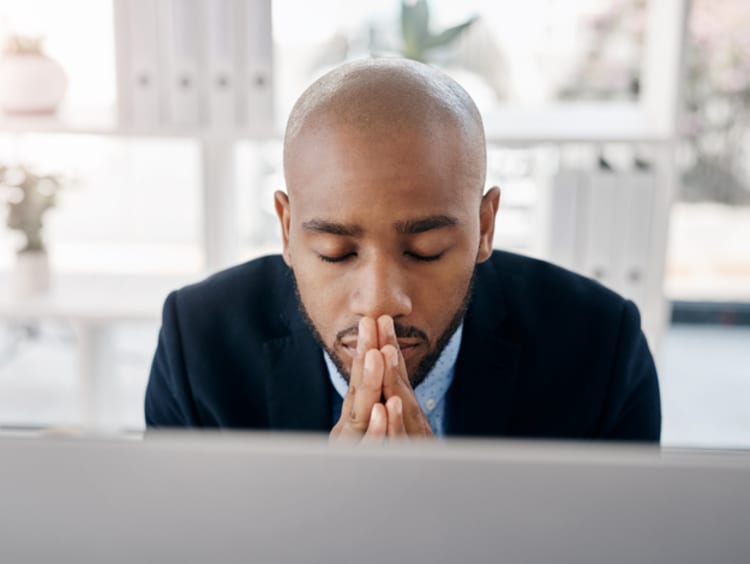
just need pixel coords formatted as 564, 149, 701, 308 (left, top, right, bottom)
399, 0, 478, 63
0, 164, 63, 296
0, 34, 67, 115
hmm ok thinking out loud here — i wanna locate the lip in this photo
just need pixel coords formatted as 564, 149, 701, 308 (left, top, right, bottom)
397, 342, 421, 361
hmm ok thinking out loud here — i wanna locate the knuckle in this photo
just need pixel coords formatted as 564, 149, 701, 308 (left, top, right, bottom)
347, 407, 369, 431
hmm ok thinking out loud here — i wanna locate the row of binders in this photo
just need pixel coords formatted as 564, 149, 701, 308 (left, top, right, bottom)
113, 0, 274, 131
542, 164, 656, 310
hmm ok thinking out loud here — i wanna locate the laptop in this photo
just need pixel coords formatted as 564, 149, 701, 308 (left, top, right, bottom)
1, 431, 748, 564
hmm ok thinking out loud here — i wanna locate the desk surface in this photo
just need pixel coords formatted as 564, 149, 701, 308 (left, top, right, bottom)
0, 273, 192, 322
1, 433, 748, 564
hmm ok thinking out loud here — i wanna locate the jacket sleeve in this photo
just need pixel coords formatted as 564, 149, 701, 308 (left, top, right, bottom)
144, 291, 201, 428
598, 300, 662, 442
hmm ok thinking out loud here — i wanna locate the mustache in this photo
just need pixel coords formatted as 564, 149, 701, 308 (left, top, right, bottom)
335, 323, 428, 343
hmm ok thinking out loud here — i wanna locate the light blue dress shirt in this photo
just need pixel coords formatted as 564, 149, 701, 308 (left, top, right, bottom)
325, 324, 463, 437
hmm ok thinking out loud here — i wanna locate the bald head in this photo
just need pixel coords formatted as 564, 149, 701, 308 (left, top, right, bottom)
283, 58, 487, 191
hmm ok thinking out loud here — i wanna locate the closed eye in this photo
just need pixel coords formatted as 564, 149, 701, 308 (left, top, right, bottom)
318, 253, 356, 263
318, 251, 444, 263
406, 251, 444, 262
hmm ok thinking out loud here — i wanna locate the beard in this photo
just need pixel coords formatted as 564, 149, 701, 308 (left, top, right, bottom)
291, 269, 475, 389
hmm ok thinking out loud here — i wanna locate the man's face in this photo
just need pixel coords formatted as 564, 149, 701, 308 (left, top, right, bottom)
277, 122, 498, 386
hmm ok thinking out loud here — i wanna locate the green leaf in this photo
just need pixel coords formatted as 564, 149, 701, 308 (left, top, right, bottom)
424, 16, 478, 50
401, 0, 431, 61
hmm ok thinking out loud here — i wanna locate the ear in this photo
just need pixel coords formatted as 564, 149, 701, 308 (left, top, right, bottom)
274, 190, 292, 266
477, 186, 500, 264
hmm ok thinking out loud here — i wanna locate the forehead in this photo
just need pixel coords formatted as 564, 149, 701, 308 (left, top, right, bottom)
285, 123, 481, 224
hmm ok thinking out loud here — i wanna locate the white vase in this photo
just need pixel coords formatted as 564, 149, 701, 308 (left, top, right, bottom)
0, 53, 67, 115
13, 250, 51, 298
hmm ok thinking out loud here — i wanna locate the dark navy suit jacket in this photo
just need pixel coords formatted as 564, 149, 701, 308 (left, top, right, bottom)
145, 250, 661, 441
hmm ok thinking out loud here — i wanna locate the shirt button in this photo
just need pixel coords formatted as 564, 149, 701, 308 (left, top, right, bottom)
425, 399, 436, 411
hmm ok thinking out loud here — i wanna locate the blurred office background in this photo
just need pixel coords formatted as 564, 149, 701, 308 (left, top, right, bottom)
0, 0, 747, 446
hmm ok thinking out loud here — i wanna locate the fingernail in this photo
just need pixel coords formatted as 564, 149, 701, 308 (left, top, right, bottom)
394, 397, 402, 416
365, 350, 375, 372
389, 347, 399, 367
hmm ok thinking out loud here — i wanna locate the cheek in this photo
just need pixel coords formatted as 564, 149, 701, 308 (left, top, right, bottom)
291, 255, 350, 342
418, 265, 473, 319
404, 255, 475, 335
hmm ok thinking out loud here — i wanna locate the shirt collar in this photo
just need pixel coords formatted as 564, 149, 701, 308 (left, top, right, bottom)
324, 323, 463, 411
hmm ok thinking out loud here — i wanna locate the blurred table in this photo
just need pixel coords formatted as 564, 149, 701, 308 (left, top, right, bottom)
0, 272, 191, 428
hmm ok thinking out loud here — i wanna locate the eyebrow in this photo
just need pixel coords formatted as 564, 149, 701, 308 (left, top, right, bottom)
394, 215, 459, 234
302, 219, 364, 237
302, 214, 459, 237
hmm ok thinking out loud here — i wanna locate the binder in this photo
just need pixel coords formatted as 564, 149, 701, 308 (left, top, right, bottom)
545, 169, 581, 271
160, 0, 206, 126
114, 0, 163, 127
242, 0, 274, 134
613, 168, 654, 307
582, 168, 618, 286
205, 0, 240, 127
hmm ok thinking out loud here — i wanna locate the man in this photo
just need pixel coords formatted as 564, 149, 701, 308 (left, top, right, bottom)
145, 58, 661, 442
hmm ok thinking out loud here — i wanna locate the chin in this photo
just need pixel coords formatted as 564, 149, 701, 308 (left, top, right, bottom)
404, 357, 421, 380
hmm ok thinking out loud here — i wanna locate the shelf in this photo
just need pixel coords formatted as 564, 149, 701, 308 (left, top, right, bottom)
483, 103, 675, 145
0, 106, 278, 140
0, 103, 674, 144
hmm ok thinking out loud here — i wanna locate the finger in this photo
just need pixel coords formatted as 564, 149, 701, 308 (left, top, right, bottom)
338, 317, 379, 427
386, 396, 407, 439
358, 317, 379, 358
362, 403, 387, 444
377, 318, 409, 388
377, 315, 398, 351
377, 316, 424, 395
337, 356, 363, 429
381, 343, 406, 398
339, 349, 385, 437
381, 344, 432, 437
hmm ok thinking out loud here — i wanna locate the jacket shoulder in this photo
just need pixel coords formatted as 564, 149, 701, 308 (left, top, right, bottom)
482, 249, 627, 318
173, 254, 294, 338
473, 251, 658, 441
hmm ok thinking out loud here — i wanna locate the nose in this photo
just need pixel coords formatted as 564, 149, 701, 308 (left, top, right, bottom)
350, 253, 412, 320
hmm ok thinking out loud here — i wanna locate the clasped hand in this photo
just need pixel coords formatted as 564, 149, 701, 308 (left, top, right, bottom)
329, 316, 434, 443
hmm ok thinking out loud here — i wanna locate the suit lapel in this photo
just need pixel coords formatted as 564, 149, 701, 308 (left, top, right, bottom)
261, 283, 333, 432
446, 332, 521, 436
262, 330, 333, 431
446, 258, 522, 437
